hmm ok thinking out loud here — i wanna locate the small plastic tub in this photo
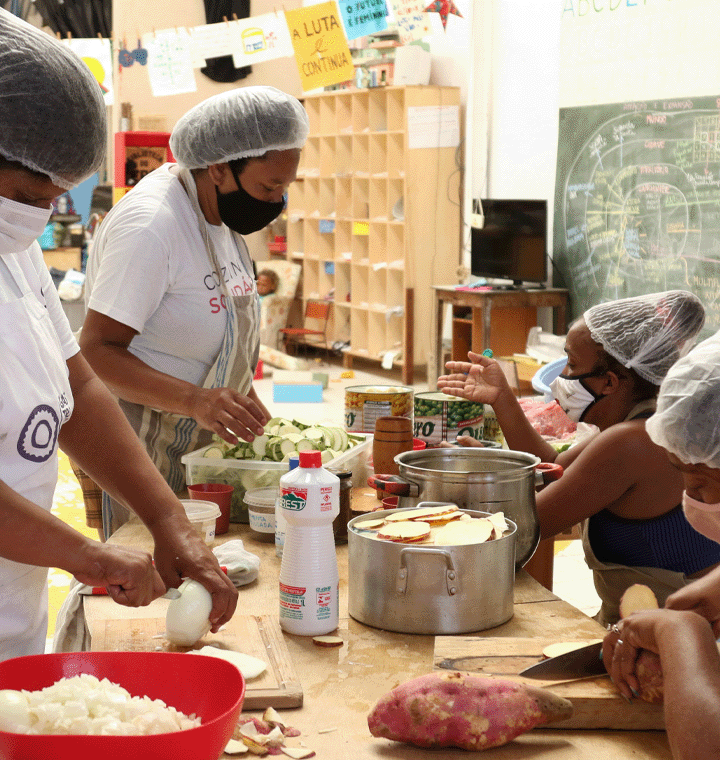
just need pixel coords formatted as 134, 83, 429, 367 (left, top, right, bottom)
180, 499, 221, 545
244, 488, 278, 543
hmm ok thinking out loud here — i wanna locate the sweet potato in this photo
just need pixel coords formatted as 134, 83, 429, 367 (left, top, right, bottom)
618, 584, 659, 618
617, 584, 664, 703
635, 649, 664, 704
367, 671, 573, 751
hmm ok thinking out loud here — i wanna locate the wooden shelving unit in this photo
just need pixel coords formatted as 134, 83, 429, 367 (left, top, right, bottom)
284, 86, 461, 383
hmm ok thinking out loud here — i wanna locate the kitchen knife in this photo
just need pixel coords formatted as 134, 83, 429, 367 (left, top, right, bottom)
518, 641, 606, 680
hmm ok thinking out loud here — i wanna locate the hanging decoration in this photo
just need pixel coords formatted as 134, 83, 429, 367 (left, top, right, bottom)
285, 1, 355, 92
423, 0, 461, 29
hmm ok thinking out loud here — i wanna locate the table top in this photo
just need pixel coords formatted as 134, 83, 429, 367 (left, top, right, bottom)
83, 506, 670, 759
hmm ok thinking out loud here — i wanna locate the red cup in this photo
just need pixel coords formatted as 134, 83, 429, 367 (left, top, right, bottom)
412, 438, 427, 450
187, 483, 233, 535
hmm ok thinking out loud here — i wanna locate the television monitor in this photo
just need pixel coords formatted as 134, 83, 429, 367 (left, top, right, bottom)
470, 199, 548, 288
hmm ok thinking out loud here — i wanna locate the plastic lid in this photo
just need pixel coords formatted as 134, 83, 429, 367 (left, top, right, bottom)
299, 450, 322, 468
288, 455, 300, 471
180, 499, 221, 521
243, 487, 279, 508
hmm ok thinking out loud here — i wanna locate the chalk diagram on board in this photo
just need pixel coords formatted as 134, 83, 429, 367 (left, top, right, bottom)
554, 97, 720, 333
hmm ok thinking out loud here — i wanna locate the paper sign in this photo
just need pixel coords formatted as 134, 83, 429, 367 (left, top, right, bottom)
65, 38, 114, 105
391, 0, 432, 43
142, 29, 197, 97
231, 13, 295, 66
338, 0, 388, 40
408, 105, 460, 149
285, 1, 355, 91
189, 22, 235, 67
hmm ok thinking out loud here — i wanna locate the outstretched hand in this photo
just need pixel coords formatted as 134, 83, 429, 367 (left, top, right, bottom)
437, 351, 512, 407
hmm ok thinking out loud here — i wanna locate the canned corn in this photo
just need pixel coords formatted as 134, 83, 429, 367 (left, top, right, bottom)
344, 385, 414, 433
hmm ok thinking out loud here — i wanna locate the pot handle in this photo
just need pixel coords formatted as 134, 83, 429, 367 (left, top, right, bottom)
535, 461, 564, 487
368, 474, 418, 496
397, 547, 458, 596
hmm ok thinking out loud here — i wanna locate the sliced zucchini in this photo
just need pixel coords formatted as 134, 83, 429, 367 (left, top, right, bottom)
203, 446, 225, 459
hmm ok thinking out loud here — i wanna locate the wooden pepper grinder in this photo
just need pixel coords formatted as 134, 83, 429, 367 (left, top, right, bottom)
373, 416, 413, 500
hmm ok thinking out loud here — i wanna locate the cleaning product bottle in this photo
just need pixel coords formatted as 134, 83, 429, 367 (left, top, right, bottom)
278, 450, 339, 635
275, 455, 299, 558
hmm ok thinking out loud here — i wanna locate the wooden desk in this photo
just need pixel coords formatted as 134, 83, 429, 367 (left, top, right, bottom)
83, 513, 670, 759
428, 286, 569, 387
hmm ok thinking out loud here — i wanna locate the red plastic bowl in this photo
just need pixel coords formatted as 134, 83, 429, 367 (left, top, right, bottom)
0, 651, 244, 760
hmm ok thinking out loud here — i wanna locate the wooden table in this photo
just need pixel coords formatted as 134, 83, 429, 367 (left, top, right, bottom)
83, 518, 670, 759
428, 285, 569, 387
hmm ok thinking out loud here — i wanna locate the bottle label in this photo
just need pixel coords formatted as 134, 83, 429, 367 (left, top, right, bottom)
279, 582, 306, 620
282, 486, 335, 513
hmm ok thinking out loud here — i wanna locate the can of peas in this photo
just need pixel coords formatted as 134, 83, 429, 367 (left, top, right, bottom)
413, 392, 485, 447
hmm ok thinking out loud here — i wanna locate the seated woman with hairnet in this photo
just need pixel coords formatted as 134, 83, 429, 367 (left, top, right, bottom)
603, 330, 720, 760
439, 291, 720, 625
0, 10, 236, 660
80, 86, 309, 537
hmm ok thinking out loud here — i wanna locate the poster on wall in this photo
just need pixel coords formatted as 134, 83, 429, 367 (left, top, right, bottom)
64, 38, 114, 106
142, 29, 198, 97
553, 95, 720, 336
189, 22, 236, 67
231, 13, 295, 67
285, 1, 355, 91
337, 0, 388, 40
390, 0, 432, 43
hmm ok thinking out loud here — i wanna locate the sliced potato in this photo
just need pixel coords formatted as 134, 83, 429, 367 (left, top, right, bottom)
486, 511, 509, 537
224, 738, 250, 754
619, 583, 659, 618
354, 518, 386, 530
377, 521, 431, 543
384, 505, 460, 524
312, 635, 344, 648
541, 639, 603, 659
432, 517, 493, 546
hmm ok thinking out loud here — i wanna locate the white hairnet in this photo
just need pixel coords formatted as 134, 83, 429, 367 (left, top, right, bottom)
170, 86, 309, 169
646, 330, 720, 468
0, 9, 106, 190
584, 290, 705, 385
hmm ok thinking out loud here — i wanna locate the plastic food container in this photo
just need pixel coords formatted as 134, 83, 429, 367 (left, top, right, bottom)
244, 488, 277, 542
180, 499, 221, 545
531, 356, 568, 401
182, 435, 372, 524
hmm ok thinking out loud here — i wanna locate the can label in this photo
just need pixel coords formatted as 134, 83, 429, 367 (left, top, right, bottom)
345, 385, 413, 433
414, 393, 484, 447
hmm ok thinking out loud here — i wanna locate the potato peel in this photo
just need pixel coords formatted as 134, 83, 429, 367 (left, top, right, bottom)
225, 738, 250, 755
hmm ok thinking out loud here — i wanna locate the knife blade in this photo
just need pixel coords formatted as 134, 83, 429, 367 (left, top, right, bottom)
518, 641, 606, 680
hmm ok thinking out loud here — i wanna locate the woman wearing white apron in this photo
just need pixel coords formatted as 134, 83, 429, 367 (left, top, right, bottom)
0, 11, 237, 659
603, 330, 720, 760
80, 88, 309, 537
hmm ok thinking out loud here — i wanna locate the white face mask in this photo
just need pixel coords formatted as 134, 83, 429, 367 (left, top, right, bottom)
0, 196, 53, 256
550, 373, 602, 423
682, 491, 720, 544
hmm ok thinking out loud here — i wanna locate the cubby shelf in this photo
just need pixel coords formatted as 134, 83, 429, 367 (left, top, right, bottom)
285, 86, 461, 382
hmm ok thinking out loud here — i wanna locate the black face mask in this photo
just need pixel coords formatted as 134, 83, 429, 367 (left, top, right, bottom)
216, 166, 286, 235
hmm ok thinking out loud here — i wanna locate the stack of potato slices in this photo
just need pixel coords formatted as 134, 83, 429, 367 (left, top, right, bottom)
353, 505, 509, 545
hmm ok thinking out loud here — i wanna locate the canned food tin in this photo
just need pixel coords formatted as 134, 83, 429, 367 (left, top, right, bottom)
344, 385, 413, 433
413, 392, 485, 447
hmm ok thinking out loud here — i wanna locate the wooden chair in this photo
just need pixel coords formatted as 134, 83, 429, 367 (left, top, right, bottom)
278, 300, 332, 359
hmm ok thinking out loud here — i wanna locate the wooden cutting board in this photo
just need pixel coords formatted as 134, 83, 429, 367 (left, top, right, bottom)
92, 614, 303, 710
434, 636, 664, 731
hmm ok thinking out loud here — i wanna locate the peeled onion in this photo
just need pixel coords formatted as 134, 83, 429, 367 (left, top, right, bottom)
0, 689, 31, 733
165, 579, 213, 646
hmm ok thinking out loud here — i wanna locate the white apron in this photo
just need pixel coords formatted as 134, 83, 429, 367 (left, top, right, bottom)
0, 256, 73, 660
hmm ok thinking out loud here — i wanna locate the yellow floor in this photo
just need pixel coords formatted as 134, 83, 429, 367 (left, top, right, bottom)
48, 452, 97, 638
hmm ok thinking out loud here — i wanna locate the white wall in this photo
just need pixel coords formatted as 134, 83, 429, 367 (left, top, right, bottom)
465, 0, 561, 275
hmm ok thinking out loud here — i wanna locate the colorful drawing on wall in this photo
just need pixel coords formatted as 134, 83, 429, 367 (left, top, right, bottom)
424, 0, 461, 29
338, 0, 388, 41
142, 29, 198, 97
65, 38, 114, 105
391, 0, 432, 43
231, 13, 295, 66
285, 1, 355, 91
189, 22, 235, 67
118, 39, 148, 67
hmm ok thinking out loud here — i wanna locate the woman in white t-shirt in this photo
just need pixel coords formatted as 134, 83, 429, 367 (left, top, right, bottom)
81, 87, 309, 536
0, 10, 236, 661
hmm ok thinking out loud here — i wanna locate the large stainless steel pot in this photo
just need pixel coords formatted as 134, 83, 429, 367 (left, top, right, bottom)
369, 448, 562, 567
348, 508, 517, 634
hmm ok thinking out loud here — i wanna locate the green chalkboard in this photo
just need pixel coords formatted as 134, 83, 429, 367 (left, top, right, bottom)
553, 95, 720, 336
